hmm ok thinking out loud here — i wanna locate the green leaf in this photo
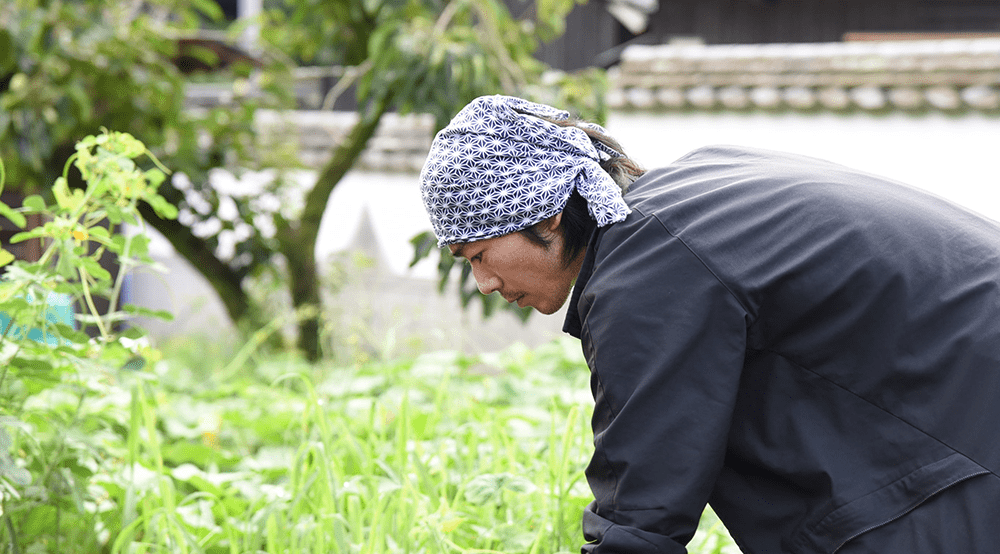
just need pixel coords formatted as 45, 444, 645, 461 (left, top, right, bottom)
123, 304, 174, 322
0, 428, 31, 487
20, 506, 55, 536
89, 225, 110, 239
408, 230, 437, 268
459, 262, 473, 297
121, 327, 146, 340
10, 356, 54, 373
76, 134, 99, 150
189, 0, 225, 21
145, 167, 166, 188
146, 194, 179, 219
104, 203, 126, 225
79, 256, 112, 283
55, 246, 78, 279
171, 465, 224, 495
464, 473, 535, 506
53, 323, 89, 344
162, 443, 226, 468
127, 234, 150, 257
9, 228, 45, 243
66, 81, 93, 123
437, 252, 456, 293
0, 249, 13, 267
121, 356, 146, 372
98, 132, 146, 159
180, 44, 221, 69
53, 176, 85, 212
0, 202, 26, 228
0, 292, 29, 310
22, 195, 46, 212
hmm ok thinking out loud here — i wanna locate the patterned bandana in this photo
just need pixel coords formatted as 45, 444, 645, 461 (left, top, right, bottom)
419, 95, 631, 246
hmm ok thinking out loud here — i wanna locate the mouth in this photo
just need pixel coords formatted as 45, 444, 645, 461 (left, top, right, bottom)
504, 293, 525, 306
515, 294, 527, 308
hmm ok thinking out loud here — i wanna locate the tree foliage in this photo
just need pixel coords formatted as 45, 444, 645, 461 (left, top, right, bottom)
247, 0, 606, 359
0, 0, 292, 334
1, 0, 607, 361
0, 0, 274, 190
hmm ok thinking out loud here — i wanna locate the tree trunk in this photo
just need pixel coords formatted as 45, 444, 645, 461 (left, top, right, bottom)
137, 203, 259, 328
280, 225, 322, 358
280, 91, 395, 361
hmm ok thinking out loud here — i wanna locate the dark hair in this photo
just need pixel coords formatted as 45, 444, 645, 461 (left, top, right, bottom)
520, 116, 645, 266
520, 190, 594, 266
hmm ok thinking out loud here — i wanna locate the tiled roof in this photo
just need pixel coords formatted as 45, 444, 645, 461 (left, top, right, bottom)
609, 38, 1000, 112
188, 39, 1000, 173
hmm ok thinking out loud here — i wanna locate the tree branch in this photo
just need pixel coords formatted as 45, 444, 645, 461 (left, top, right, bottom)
137, 203, 252, 325
298, 89, 395, 244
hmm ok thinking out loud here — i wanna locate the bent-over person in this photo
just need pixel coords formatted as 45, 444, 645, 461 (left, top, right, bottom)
419, 95, 1000, 554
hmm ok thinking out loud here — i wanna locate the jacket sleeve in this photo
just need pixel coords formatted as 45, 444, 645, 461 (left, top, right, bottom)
576, 214, 749, 553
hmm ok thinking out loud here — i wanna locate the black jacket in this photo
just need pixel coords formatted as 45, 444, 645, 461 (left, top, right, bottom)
563, 146, 1000, 553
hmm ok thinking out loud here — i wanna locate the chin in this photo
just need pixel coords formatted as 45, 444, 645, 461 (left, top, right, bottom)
534, 295, 570, 315
535, 305, 558, 315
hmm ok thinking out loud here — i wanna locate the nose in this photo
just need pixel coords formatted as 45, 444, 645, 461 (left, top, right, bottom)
472, 265, 501, 295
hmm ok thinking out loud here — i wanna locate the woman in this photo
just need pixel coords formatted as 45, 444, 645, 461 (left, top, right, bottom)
419, 95, 1000, 553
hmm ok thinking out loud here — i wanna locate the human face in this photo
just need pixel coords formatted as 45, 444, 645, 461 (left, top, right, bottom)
449, 215, 583, 315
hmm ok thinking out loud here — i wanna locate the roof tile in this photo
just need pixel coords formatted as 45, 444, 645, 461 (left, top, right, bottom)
613, 39, 1000, 113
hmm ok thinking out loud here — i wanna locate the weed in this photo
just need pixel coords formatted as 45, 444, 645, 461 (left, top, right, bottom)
0, 135, 737, 553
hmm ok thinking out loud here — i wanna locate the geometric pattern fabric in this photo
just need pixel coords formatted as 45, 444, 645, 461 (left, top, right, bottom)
419, 95, 631, 246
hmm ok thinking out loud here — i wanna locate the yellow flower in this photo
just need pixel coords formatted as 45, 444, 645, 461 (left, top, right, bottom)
202, 431, 220, 450
72, 229, 88, 242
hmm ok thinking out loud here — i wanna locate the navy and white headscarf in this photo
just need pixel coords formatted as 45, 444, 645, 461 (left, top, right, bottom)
419, 95, 631, 246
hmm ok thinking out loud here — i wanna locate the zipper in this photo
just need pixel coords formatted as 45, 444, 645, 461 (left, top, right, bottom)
829, 470, 990, 553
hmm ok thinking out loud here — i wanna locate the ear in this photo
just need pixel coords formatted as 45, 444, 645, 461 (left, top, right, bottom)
541, 211, 563, 233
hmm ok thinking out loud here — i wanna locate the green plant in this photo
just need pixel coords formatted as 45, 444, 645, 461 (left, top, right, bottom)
0, 130, 176, 553
143, 337, 738, 554
0, 133, 738, 551
1, 0, 292, 360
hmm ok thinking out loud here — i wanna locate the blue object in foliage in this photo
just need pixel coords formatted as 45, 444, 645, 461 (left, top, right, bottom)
0, 292, 76, 347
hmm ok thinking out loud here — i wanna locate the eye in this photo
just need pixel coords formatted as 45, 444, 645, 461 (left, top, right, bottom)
470, 252, 483, 264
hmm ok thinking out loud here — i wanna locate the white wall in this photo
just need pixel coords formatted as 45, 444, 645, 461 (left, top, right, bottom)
128, 169, 573, 354
128, 110, 999, 353
314, 171, 438, 278
608, 111, 1000, 221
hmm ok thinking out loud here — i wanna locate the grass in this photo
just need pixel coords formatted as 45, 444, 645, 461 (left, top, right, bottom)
142, 340, 597, 553
121, 337, 737, 553
4, 335, 738, 553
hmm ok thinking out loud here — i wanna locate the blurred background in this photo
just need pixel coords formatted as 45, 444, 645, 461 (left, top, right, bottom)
2, 3, 999, 552
3, 0, 999, 361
